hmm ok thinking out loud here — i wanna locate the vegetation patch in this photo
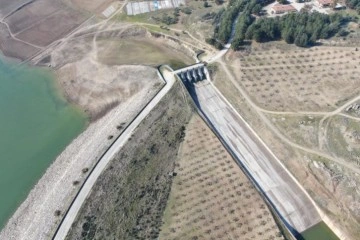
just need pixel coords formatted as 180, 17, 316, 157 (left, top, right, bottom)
346, 0, 360, 13
97, 38, 193, 69
241, 12, 351, 47
266, 114, 321, 149
65, 81, 194, 240
326, 115, 360, 166
207, 0, 355, 49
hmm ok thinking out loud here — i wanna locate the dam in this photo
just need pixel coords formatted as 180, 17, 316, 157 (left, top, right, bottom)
175, 64, 323, 237
174, 63, 207, 83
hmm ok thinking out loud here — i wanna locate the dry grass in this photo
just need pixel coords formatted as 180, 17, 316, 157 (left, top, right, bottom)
57, 63, 162, 120
52, 25, 195, 119
67, 0, 114, 14
0, 23, 38, 60
232, 47, 360, 112
160, 115, 285, 240
178, 0, 224, 42
5, 0, 86, 47
326, 115, 360, 166
65, 81, 194, 240
265, 114, 321, 150
97, 37, 193, 68
217, 44, 360, 239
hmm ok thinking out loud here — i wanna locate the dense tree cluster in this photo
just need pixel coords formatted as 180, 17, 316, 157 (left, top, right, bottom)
209, 0, 268, 48
243, 12, 348, 47
159, 13, 178, 25
208, 0, 350, 49
213, 0, 248, 43
231, 0, 260, 49
346, 0, 360, 12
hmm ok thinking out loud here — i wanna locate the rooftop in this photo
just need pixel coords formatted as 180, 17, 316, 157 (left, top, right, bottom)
317, 0, 333, 5
271, 4, 297, 12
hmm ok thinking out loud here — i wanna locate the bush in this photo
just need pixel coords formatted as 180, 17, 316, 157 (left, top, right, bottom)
205, 38, 216, 45
161, 14, 178, 25
181, 7, 192, 15
54, 210, 61, 217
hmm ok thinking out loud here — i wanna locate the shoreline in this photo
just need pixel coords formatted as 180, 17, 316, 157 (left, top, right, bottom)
0, 66, 163, 240
0, 57, 88, 231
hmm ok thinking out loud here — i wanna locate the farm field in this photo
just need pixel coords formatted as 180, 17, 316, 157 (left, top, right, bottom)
66, 0, 115, 13
0, 0, 92, 60
213, 44, 360, 239
160, 115, 287, 240
232, 46, 360, 112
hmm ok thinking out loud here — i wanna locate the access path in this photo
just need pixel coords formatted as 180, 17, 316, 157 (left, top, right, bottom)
52, 67, 175, 240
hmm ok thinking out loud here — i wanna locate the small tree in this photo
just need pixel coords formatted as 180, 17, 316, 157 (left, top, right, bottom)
295, 32, 309, 47
252, 4, 262, 15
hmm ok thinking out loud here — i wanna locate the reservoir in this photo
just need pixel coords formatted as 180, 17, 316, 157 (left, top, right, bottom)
0, 59, 87, 229
300, 221, 339, 240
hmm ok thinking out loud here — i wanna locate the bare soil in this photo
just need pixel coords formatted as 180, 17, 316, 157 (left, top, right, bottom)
229, 46, 360, 112
0, 0, 31, 18
4, 0, 63, 34
14, 8, 86, 47
69, 0, 115, 14
0, 0, 89, 60
57, 61, 162, 120
0, 23, 39, 60
214, 44, 360, 239
50, 25, 194, 119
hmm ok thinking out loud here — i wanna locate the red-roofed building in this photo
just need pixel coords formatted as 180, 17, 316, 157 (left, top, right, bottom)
271, 4, 297, 14
316, 0, 334, 7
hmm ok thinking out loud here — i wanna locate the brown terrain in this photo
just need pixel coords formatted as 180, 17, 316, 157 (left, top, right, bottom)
0, 0, 201, 239
0, 0, 123, 61
212, 43, 360, 239
51, 24, 195, 119
1, 0, 359, 239
160, 115, 287, 240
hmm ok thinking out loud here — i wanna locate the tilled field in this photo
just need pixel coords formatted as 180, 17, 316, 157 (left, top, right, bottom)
160, 115, 286, 240
0, 0, 91, 60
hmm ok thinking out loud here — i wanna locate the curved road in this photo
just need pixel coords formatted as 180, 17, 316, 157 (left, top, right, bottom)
52, 67, 175, 240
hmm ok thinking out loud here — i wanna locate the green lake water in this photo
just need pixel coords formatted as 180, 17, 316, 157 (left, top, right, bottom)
0, 59, 87, 229
300, 221, 339, 240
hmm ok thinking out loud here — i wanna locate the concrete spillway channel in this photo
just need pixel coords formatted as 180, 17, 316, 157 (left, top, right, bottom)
174, 63, 207, 83
174, 64, 322, 238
